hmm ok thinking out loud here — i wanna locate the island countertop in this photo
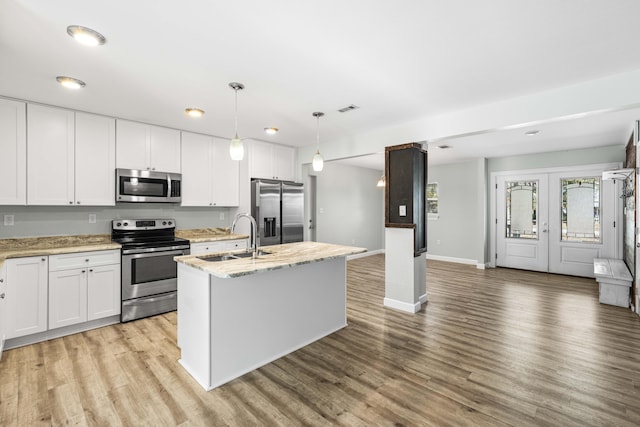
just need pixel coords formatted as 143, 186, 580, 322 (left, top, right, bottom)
175, 228, 249, 243
174, 241, 366, 278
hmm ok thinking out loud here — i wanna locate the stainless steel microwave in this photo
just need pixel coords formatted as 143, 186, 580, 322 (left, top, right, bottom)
116, 168, 182, 203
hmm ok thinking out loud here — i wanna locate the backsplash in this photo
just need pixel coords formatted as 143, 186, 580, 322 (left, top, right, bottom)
0, 204, 237, 238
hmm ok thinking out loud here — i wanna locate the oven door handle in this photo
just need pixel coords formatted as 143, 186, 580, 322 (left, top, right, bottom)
122, 245, 190, 255
167, 174, 172, 198
122, 248, 189, 258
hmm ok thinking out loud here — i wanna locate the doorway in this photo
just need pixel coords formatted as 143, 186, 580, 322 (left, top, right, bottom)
493, 164, 620, 277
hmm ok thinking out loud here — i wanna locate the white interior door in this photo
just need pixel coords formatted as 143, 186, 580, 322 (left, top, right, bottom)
496, 174, 549, 272
548, 170, 617, 277
496, 164, 620, 278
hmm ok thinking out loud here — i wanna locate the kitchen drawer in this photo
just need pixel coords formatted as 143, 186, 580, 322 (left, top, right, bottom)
49, 250, 120, 271
190, 239, 248, 255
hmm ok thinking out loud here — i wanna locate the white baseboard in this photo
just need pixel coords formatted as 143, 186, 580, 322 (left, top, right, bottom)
347, 249, 384, 260
383, 297, 423, 313
5, 315, 120, 350
419, 293, 428, 304
426, 254, 484, 269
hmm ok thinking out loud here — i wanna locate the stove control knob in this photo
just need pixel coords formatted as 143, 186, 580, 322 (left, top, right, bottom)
116, 222, 121, 227
168, 221, 173, 226
162, 221, 167, 226
123, 222, 129, 226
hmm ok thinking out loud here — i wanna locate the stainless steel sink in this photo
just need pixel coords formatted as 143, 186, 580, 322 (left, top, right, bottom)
197, 250, 272, 262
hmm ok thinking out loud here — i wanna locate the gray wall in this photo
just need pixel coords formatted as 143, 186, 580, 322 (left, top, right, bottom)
427, 158, 486, 263
313, 162, 384, 251
0, 204, 233, 238
424, 145, 625, 266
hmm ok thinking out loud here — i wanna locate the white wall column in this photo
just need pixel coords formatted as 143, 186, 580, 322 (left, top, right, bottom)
384, 227, 427, 313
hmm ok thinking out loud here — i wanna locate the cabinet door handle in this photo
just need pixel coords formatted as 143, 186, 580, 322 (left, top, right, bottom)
69, 201, 73, 204
82, 270, 86, 273
77, 201, 81, 204
0, 278, 3, 283
41, 258, 46, 262
85, 259, 89, 262
89, 269, 93, 272
0, 293, 5, 299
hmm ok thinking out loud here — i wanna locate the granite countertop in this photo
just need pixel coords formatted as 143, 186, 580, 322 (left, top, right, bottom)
175, 241, 367, 279
0, 234, 121, 269
175, 228, 249, 243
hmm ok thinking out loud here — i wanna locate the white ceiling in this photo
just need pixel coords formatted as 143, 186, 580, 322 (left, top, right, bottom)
3, 0, 640, 168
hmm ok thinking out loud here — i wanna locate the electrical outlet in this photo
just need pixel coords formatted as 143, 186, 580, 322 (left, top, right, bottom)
3, 215, 14, 226
219, 212, 225, 220
319, 207, 324, 214
437, 239, 441, 245
89, 214, 97, 224
351, 239, 356, 244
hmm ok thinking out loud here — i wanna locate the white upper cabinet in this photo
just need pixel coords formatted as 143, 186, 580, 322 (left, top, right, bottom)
273, 145, 295, 182
249, 140, 295, 181
116, 120, 181, 173
0, 98, 26, 205
75, 113, 116, 206
181, 132, 239, 206
27, 104, 75, 205
211, 136, 240, 206
27, 105, 116, 206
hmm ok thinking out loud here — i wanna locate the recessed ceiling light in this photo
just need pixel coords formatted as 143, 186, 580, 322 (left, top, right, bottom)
525, 130, 541, 136
264, 127, 278, 135
437, 144, 451, 149
66, 25, 106, 46
185, 108, 204, 118
56, 76, 86, 89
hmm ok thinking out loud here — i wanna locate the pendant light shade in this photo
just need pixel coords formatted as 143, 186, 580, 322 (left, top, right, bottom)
376, 175, 386, 187
229, 82, 245, 161
312, 112, 324, 172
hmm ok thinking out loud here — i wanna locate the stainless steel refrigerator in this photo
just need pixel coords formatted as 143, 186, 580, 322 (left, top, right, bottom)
251, 179, 304, 246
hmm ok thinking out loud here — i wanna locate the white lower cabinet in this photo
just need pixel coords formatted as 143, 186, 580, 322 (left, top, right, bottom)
190, 239, 248, 255
87, 264, 121, 321
49, 268, 87, 329
48, 250, 120, 330
5, 256, 48, 339
0, 263, 7, 358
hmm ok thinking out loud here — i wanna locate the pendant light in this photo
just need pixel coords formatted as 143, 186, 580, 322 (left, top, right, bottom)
312, 112, 324, 172
229, 82, 245, 161
376, 175, 386, 187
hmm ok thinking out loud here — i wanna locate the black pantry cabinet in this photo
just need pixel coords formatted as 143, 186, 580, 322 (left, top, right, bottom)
384, 142, 428, 256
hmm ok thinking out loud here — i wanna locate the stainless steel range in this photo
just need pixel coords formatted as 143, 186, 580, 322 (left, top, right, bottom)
111, 219, 190, 322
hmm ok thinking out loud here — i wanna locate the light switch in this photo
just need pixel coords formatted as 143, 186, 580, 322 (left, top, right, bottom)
89, 214, 97, 224
3, 215, 14, 226
399, 205, 407, 217
219, 212, 225, 220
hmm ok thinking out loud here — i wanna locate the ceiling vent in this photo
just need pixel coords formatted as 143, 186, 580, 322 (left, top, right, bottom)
338, 104, 359, 113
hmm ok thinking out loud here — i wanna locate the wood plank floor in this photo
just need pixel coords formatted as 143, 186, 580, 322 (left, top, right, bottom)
2, 255, 640, 426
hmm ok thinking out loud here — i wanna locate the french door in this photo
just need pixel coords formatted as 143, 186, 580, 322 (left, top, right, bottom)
496, 165, 619, 277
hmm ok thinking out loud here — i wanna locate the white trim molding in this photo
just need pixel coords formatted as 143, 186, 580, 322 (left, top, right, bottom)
347, 249, 384, 261
426, 253, 483, 268
383, 297, 423, 313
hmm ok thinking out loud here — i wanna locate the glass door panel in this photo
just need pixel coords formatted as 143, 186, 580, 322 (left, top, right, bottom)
560, 177, 600, 243
506, 181, 538, 239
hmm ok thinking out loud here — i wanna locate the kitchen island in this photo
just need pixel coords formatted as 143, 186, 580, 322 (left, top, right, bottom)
174, 241, 366, 391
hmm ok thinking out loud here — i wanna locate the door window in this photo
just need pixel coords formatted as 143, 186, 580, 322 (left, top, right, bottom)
506, 181, 538, 239
561, 177, 601, 243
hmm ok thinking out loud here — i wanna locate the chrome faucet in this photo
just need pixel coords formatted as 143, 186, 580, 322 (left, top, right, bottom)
231, 213, 258, 257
